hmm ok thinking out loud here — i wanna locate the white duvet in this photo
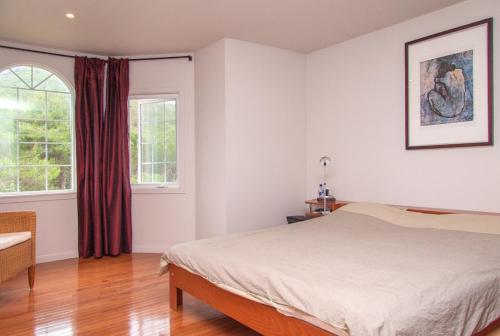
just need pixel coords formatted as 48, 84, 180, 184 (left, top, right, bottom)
160, 204, 500, 336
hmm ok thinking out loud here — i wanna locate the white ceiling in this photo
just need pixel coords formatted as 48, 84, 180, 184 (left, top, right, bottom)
0, 0, 465, 56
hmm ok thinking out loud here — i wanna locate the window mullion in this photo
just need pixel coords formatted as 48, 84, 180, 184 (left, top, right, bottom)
69, 91, 74, 191
33, 74, 53, 90
44, 90, 48, 191
137, 103, 142, 184
163, 102, 167, 183
151, 125, 155, 182
15, 88, 20, 192
9, 69, 31, 89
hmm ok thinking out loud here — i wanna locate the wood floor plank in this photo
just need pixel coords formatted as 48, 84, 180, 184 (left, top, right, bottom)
0, 253, 259, 335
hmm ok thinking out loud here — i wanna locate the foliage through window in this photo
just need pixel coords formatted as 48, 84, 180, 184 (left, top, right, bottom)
129, 97, 177, 185
0, 65, 73, 194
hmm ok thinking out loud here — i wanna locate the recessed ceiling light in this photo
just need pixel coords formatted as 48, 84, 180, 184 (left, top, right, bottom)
65, 13, 75, 19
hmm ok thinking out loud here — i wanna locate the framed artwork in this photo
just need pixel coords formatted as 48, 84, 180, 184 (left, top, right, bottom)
405, 18, 493, 149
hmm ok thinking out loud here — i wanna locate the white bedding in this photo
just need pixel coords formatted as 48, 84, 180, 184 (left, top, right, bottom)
160, 204, 500, 336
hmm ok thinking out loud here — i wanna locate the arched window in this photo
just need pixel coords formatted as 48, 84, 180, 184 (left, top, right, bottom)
0, 65, 73, 194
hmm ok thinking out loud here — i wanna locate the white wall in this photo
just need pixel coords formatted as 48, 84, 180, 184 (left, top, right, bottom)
195, 40, 227, 239
0, 43, 196, 261
306, 0, 500, 212
195, 39, 306, 238
225, 39, 307, 232
129, 57, 196, 252
0, 196, 78, 263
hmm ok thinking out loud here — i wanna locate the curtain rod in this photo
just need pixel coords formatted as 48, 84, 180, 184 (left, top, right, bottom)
0, 44, 193, 62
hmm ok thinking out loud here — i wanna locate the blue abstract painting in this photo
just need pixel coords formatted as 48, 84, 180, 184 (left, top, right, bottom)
420, 50, 473, 126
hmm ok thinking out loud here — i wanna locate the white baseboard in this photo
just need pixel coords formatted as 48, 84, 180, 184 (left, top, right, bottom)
36, 246, 165, 263
133, 245, 168, 253
37, 250, 78, 264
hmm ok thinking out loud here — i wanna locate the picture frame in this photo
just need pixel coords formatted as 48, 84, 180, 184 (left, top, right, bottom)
405, 18, 493, 150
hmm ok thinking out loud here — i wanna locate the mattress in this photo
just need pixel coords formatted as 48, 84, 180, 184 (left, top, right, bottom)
160, 203, 500, 336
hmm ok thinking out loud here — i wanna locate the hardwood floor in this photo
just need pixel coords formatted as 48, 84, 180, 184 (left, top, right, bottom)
0, 253, 259, 336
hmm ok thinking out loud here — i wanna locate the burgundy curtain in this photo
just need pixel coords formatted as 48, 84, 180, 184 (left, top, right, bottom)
101, 58, 132, 256
75, 57, 106, 258
75, 57, 132, 258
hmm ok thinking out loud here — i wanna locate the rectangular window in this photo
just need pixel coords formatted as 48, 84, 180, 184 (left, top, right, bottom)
129, 96, 178, 186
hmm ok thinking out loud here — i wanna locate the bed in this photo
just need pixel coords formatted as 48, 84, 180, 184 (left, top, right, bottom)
160, 203, 500, 336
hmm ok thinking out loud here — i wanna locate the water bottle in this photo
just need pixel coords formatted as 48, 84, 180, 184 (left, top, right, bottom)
318, 184, 323, 197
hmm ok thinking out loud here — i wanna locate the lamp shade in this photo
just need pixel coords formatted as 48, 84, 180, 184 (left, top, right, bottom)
319, 156, 332, 167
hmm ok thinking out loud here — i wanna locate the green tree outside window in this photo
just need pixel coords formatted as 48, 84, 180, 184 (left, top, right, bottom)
129, 97, 177, 185
0, 65, 73, 193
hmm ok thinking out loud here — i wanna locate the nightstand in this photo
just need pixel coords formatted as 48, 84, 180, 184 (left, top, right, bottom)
305, 199, 347, 218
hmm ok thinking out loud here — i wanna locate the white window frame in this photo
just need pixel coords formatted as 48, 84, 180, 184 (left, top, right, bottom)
0, 63, 76, 201
129, 93, 181, 193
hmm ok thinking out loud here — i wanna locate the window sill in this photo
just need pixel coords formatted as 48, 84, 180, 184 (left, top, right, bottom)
0, 191, 77, 204
131, 185, 185, 195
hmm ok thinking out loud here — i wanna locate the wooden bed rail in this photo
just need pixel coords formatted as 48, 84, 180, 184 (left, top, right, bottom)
169, 264, 334, 336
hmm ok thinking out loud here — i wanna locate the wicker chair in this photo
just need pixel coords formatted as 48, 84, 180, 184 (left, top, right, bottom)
0, 211, 36, 289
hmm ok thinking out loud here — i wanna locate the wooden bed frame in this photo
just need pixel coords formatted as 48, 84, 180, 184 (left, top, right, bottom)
169, 202, 500, 336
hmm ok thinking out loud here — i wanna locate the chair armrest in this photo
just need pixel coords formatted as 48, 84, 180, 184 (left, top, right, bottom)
0, 212, 36, 236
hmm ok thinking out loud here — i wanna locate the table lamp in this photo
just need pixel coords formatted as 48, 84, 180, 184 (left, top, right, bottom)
319, 156, 332, 215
